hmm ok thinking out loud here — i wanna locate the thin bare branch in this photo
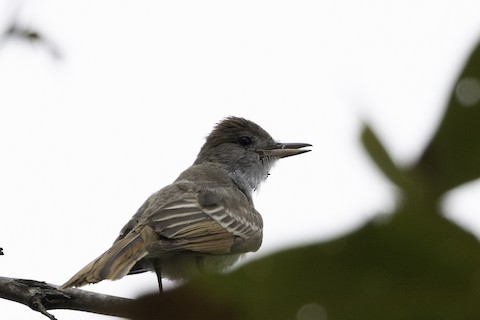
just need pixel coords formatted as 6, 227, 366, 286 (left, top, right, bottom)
0, 276, 133, 319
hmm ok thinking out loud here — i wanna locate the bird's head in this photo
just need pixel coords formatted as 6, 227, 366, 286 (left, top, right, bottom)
195, 116, 311, 192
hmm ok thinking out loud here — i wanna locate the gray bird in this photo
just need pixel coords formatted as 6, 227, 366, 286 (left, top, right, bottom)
61, 116, 311, 291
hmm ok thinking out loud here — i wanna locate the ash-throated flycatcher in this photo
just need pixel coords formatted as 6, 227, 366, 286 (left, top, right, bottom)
61, 116, 311, 291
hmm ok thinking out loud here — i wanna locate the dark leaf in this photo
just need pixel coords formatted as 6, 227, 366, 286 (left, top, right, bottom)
131, 209, 480, 320
415, 39, 480, 195
361, 124, 409, 189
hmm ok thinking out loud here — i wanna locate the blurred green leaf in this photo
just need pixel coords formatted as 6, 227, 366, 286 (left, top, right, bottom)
361, 124, 409, 189
416, 39, 480, 195
130, 209, 480, 320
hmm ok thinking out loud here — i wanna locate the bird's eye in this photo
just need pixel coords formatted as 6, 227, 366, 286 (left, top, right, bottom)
238, 136, 252, 146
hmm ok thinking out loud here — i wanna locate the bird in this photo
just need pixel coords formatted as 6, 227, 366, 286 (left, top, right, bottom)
61, 116, 311, 291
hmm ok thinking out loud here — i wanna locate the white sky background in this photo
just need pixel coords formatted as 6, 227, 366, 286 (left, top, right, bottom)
2, 1, 480, 319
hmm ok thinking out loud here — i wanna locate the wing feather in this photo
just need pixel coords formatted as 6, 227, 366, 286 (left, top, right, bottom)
145, 192, 262, 254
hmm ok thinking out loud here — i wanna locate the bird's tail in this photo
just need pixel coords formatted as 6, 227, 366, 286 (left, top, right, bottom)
61, 225, 157, 289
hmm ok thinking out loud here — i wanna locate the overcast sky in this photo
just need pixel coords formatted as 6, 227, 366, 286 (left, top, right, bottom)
2, 1, 480, 319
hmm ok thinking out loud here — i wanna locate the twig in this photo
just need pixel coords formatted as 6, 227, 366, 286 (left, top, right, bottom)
0, 276, 133, 319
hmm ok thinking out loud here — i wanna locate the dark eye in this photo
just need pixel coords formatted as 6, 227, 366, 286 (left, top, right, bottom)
238, 136, 252, 146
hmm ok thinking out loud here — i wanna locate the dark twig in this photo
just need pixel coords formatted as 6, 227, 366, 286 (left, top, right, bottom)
0, 277, 133, 319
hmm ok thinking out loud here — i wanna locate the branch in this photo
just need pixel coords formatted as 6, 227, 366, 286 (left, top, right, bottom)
0, 276, 133, 319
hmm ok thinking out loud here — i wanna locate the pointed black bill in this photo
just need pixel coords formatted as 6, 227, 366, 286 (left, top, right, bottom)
258, 142, 312, 159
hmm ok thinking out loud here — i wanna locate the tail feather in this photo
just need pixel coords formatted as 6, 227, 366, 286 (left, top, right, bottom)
61, 226, 157, 289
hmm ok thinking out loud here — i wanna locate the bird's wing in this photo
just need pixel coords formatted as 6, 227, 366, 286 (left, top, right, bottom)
114, 193, 155, 243
146, 188, 263, 255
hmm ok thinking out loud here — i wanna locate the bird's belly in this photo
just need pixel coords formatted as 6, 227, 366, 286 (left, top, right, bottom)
160, 253, 244, 281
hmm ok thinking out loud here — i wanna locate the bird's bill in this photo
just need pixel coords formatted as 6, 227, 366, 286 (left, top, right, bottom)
258, 142, 312, 159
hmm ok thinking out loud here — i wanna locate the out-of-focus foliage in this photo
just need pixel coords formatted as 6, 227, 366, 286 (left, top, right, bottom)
0, 5, 62, 60
415, 41, 480, 197
127, 37, 480, 320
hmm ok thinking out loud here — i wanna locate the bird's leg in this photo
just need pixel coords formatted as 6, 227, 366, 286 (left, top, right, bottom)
196, 256, 205, 272
153, 261, 163, 292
